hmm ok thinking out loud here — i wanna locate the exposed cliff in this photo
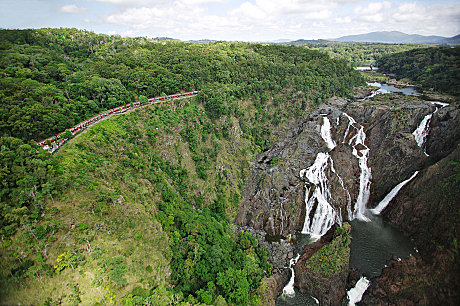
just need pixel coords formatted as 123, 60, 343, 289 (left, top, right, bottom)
236, 92, 459, 304
236, 94, 444, 239
362, 143, 460, 304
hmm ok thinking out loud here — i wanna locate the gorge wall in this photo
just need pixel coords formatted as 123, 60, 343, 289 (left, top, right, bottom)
236, 92, 460, 304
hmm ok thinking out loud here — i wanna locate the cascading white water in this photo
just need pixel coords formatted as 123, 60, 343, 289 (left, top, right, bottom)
343, 113, 372, 221
347, 276, 370, 305
412, 113, 433, 155
321, 116, 336, 150
300, 153, 338, 237
431, 101, 449, 108
299, 116, 343, 237
371, 171, 419, 215
342, 113, 356, 143
300, 114, 372, 236
282, 253, 301, 296
413, 102, 449, 156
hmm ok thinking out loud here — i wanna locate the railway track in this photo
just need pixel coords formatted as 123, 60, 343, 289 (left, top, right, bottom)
37, 91, 198, 153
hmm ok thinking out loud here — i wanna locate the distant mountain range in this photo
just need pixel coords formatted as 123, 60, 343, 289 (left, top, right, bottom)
330, 31, 460, 44
154, 31, 460, 45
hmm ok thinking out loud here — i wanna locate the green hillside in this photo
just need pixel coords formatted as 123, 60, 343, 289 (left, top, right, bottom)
285, 40, 426, 66
376, 46, 460, 97
0, 29, 363, 304
0, 28, 362, 142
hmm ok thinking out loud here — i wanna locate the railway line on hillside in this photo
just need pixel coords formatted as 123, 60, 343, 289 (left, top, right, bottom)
37, 91, 198, 153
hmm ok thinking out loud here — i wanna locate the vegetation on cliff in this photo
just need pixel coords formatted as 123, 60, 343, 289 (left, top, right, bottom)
0, 29, 363, 304
294, 223, 351, 305
285, 41, 426, 66
301, 223, 351, 276
377, 46, 460, 97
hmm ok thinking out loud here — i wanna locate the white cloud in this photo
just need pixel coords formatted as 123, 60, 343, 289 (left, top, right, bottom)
392, 3, 427, 22
179, 0, 223, 4
392, 2, 460, 23
231, 2, 268, 20
58, 4, 87, 14
100, 0, 460, 41
96, 0, 154, 7
336, 16, 351, 23
354, 1, 391, 15
305, 9, 332, 20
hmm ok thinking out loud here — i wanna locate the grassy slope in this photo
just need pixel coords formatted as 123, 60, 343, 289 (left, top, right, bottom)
0, 30, 366, 304
1, 91, 299, 303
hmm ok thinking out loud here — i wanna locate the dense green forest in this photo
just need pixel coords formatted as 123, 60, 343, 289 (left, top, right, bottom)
285, 40, 427, 66
0, 29, 363, 304
376, 46, 460, 97
0, 28, 362, 142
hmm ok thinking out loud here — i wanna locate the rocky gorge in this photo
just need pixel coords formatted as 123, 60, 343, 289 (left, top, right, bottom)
236, 88, 460, 305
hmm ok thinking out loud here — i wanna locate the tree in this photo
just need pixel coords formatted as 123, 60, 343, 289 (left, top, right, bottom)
61, 129, 72, 139
139, 95, 148, 104
217, 268, 250, 305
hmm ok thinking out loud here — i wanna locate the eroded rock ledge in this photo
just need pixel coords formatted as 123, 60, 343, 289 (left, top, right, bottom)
294, 223, 351, 306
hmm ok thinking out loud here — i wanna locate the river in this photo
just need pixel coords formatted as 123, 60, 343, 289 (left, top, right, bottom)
366, 82, 419, 96
275, 82, 418, 305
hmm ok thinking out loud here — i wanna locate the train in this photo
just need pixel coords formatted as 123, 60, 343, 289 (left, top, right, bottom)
37, 90, 199, 151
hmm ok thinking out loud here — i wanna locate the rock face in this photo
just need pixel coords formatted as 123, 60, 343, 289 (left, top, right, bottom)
344, 96, 437, 205
383, 143, 460, 258
425, 104, 460, 162
235, 109, 334, 238
236, 95, 442, 238
257, 269, 291, 306
362, 143, 460, 304
236, 92, 460, 304
294, 223, 351, 306
362, 251, 459, 305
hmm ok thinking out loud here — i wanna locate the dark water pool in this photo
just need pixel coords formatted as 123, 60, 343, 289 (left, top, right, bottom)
275, 215, 415, 304
276, 287, 319, 306
349, 214, 416, 277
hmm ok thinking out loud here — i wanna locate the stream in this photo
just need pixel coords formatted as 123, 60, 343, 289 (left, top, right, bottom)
366, 82, 419, 96
275, 82, 420, 305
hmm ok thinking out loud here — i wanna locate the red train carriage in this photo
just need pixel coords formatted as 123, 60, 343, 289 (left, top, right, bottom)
38, 90, 199, 151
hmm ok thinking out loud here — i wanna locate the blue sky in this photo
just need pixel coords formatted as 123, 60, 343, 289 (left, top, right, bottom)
1, 0, 459, 41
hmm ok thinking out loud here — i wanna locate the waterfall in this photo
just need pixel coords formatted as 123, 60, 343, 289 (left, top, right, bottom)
431, 101, 449, 108
300, 116, 342, 237
343, 113, 372, 221
320, 116, 336, 150
300, 113, 371, 236
282, 253, 301, 297
371, 171, 419, 215
342, 113, 356, 143
412, 113, 433, 155
347, 276, 370, 305
413, 102, 448, 156
300, 153, 338, 237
